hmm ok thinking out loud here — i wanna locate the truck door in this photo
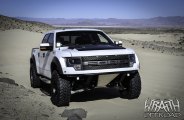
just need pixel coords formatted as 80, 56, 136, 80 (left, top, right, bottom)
39, 33, 54, 78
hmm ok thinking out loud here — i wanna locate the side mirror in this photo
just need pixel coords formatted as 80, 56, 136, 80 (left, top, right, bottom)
114, 41, 123, 47
40, 43, 53, 51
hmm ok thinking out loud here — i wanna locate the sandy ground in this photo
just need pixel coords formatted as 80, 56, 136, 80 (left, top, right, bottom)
110, 33, 184, 43
0, 29, 184, 120
109, 34, 184, 56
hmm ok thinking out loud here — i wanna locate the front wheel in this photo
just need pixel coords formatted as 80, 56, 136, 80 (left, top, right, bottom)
51, 70, 71, 107
119, 71, 141, 99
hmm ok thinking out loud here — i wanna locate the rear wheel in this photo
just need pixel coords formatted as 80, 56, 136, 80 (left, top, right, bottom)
51, 70, 71, 107
30, 63, 41, 88
119, 71, 141, 99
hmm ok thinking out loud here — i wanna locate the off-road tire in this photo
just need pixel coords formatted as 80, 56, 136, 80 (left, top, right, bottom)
30, 63, 41, 88
119, 71, 141, 99
51, 70, 71, 107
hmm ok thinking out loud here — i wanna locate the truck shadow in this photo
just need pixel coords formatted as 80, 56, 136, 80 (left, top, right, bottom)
40, 82, 52, 96
40, 82, 122, 102
71, 87, 120, 102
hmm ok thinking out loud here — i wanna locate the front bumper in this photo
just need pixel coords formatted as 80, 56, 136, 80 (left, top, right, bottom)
62, 63, 139, 75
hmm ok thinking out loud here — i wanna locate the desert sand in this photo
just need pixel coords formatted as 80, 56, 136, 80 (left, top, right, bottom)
110, 33, 184, 43
0, 29, 184, 120
110, 33, 184, 56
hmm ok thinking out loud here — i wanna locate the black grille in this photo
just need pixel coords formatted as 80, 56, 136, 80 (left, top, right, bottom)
81, 55, 130, 70
82, 55, 129, 61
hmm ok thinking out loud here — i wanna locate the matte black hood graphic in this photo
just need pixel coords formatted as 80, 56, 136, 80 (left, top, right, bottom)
68, 44, 125, 51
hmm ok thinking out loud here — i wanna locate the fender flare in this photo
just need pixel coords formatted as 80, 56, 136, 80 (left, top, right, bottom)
30, 55, 39, 74
30, 55, 36, 65
51, 57, 63, 75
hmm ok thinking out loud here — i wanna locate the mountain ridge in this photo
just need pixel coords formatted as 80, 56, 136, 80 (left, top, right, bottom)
0, 14, 54, 32
17, 16, 184, 27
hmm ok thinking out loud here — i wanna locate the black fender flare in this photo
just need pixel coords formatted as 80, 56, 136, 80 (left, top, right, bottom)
30, 55, 36, 65
51, 57, 63, 75
30, 55, 39, 74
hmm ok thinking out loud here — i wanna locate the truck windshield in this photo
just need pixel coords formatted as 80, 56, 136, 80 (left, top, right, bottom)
56, 31, 113, 47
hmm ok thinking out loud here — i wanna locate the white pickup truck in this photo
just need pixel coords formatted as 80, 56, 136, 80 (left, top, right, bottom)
30, 29, 141, 106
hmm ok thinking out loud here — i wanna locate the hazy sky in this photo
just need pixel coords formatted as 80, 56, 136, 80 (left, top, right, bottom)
0, 0, 184, 19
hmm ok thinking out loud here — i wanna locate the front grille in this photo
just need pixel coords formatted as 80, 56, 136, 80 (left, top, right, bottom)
82, 55, 129, 61
81, 55, 130, 70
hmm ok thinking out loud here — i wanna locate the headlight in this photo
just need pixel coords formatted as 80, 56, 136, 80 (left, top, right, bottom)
66, 58, 82, 70
129, 54, 136, 67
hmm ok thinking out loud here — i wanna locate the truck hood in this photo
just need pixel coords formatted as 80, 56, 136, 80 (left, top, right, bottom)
63, 45, 135, 57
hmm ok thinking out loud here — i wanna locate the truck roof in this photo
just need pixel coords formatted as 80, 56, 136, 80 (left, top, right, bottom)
46, 28, 103, 34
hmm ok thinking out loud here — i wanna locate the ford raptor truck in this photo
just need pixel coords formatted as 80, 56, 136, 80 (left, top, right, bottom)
30, 29, 141, 106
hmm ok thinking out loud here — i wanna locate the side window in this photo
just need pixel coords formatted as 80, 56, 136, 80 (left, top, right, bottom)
42, 34, 50, 43
47, 33, 54, 45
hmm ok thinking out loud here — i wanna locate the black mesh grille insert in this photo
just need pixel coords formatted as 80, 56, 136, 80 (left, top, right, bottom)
81, 55, 130, 70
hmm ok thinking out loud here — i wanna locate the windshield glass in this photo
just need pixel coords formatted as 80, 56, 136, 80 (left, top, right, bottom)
56, 31, 113, 47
